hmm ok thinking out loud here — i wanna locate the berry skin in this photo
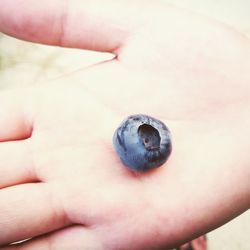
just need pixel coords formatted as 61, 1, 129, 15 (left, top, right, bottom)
113, 114, 172, 172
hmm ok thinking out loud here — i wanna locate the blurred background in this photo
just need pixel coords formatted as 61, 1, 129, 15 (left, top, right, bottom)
0, 0, 249, 249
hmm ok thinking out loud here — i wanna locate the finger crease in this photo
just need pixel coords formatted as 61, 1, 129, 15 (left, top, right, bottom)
57, 0, 69, 47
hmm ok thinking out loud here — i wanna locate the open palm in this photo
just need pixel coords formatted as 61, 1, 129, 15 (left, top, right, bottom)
0, 1, 250, 249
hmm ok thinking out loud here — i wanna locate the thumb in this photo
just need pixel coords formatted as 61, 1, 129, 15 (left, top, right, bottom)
0, 0, 146, 54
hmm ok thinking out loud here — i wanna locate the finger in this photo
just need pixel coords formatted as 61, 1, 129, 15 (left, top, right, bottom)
0, 183, 70, 246
191, 235, 207, 249
1, 226, 102, 250
0, 140, 37, 188
0, 0, 140, 53
0, 89, 33, 142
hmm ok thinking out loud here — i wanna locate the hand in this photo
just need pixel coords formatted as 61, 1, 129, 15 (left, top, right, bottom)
0, 1, 250, 249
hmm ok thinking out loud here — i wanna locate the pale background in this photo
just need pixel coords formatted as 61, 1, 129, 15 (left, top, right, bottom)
0, 0, 249, 249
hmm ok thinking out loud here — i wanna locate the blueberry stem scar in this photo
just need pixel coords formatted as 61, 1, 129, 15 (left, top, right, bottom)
113, 114, 172, 172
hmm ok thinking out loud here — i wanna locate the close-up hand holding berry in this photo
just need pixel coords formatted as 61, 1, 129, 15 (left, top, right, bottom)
0, 1, 250, 249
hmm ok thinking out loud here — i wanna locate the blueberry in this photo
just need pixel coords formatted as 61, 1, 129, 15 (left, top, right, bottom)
113, 114, 172, 171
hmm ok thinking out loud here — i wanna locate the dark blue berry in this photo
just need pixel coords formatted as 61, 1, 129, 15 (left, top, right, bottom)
113, 114, 172, 171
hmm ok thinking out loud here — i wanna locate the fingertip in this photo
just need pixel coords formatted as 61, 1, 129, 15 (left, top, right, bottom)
0, 89, 33, 142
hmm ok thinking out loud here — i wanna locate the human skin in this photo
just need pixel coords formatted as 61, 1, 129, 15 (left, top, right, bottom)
0, 0, 250, 249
